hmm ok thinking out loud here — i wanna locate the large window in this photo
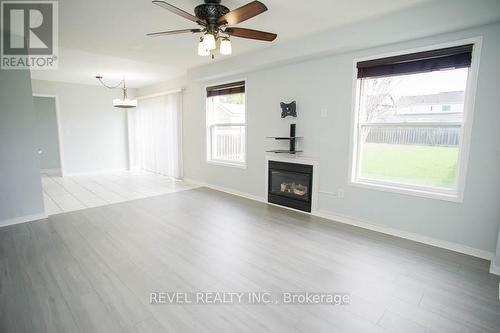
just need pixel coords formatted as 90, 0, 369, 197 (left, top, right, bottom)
206, 81, 246, 167
351, 44, 477, 200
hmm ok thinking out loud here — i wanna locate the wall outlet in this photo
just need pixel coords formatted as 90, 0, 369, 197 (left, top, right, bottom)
320, 108, 328, 118
337, 188, 344, 198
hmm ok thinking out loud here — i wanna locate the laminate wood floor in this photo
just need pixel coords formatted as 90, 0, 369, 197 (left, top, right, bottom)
41, 171, 198, 215
1, 187, 499, 333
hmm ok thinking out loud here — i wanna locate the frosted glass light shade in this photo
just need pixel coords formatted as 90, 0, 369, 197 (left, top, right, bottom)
220, 38, 232, 55
113, 98, 137, 108
203, 33, 216, 50
198, 40, 210, 56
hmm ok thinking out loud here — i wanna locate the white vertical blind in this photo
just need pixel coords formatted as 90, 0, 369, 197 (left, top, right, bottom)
128, 92, 182, 178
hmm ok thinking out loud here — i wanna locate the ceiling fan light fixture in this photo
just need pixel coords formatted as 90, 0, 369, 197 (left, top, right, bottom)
203, 32, 216, 50
220, 37, 232, 55
148, 1, 277, 58
198, 38, 210, 56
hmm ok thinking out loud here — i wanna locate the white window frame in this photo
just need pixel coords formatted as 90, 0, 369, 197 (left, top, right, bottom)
348, 37, 482, 202
205, 79, 247, 169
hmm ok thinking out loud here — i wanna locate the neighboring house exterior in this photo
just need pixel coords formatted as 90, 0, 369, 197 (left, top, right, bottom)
366, 91, 465, 123
364, 91, 464, 146
214, 102, 245, 123
396, 91, 464, 116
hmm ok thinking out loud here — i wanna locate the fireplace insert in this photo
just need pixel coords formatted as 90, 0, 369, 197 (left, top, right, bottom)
268, 160, 313, 212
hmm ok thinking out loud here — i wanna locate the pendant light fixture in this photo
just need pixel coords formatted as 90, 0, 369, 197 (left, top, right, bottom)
96, 76, 137, 109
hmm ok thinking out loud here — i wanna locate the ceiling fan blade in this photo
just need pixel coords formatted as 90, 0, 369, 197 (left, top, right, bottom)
152, 1, 206, 25
147, 29, 201, 37
217, 1, 268, 25
225, 27, 277, 42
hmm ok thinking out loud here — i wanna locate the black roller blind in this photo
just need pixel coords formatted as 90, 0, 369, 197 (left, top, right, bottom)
357, 44, 473, 79
206, 81, 245, 97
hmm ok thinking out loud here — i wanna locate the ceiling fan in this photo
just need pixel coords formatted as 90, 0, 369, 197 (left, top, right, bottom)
147, 0, 277, 57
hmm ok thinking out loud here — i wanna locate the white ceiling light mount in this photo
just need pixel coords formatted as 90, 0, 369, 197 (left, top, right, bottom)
96, 75, 137, 109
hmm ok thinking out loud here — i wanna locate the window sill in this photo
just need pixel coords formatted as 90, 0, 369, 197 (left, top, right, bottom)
349, 179, 462, 203
206, 159, 247, 169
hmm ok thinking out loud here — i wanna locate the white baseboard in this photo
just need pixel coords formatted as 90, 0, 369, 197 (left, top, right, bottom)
186, 178, 495, 263
314, 210, 494, 261
41, 168, 61, 176
64, 168, 129, 177
0, 212, 48, 228
184, 178, 266, 203
489, 262, 500, 276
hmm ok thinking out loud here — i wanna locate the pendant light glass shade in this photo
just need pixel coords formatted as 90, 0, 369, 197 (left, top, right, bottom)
203, 33, 216, 50
220, 38, 232, 55
113, 87, 137, 109
113, 97, 137, 108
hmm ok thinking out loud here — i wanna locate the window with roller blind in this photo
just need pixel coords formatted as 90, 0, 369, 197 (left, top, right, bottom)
206, 81, 246, 167
350, 41, 480, 201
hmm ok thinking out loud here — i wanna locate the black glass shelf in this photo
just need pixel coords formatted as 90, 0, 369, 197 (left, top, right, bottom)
266, 150, 303, 154
266, 136, 303, 140
267, 124, 302, 154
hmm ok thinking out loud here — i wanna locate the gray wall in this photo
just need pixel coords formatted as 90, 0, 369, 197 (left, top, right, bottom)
33, 96, 61, 170
139, 22, 500, 255
0, 69, 45, 223
495, 229, 500, 268
31, 80, 131, 174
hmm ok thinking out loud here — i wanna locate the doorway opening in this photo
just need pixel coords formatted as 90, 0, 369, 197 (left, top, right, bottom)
33, 95, 64, 176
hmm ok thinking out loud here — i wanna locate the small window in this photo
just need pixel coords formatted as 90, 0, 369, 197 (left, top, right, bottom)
206, 81, 246, 166
352, 44, 475, 199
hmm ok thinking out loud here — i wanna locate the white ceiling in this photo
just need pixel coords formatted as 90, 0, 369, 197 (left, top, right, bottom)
32, 0, 433, 87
